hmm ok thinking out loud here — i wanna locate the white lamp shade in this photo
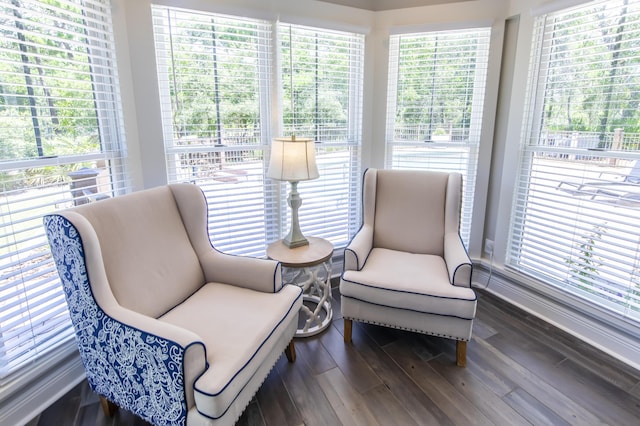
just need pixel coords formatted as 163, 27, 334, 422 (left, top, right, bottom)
267, 137, 319, 181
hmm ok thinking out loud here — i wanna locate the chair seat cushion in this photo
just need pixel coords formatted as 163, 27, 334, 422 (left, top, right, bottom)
341, 248, 476, 319
159, 282, 301, 419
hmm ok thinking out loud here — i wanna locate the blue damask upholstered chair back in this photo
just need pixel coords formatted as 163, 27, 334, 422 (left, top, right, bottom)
44, 215, 197, 425
44, 183, 302, 425
44, 186, 208, 425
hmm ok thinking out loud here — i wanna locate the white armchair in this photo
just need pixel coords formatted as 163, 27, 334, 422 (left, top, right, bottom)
340, 169, 476, 366
44, 183, 302, 425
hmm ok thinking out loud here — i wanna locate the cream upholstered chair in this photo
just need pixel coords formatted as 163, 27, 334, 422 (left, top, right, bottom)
44, 183, 302, 425
340, 169, 476, 366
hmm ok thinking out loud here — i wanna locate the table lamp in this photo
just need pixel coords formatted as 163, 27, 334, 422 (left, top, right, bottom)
267, 136, 319, 248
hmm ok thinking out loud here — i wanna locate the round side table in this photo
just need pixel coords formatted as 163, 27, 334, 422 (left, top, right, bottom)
267, 237, 333, 337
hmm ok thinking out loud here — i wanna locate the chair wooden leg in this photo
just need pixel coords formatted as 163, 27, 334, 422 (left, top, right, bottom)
456, 340, 467, 367
285, 339, 296, 363
344, 318, 352, 343
99, 396, 118, 417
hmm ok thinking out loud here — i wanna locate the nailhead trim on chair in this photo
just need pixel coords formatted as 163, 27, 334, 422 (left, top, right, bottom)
340, 292, 476, 321
193, 289, 302, 419
197, 355, 276, 423
343, 316, 470, 342
195, 336, 292, 422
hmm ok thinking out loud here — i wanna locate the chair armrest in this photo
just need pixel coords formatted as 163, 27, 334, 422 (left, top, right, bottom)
199, 250, 283, 293
444, 233, 473, 287
344, 225, 373, 271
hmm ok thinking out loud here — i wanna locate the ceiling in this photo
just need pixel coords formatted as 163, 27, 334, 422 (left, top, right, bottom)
316, 0, 471, 12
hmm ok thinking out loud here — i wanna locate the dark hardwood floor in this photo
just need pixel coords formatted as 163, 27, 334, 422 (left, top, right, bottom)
29, 288, 640, 425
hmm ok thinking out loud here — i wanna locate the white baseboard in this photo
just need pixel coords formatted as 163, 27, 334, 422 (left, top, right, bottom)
473, 266, 640, 372
0, 350, 85, 426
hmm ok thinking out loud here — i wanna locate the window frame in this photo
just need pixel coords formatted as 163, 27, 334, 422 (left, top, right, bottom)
0, 0, 129, 384
507, 0, 640, 330
385, 26, 493, 246
152, 6, 365, 258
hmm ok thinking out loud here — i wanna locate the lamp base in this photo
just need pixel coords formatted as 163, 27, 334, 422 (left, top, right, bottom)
283, 181, 309, 249
282, 235, 309, 248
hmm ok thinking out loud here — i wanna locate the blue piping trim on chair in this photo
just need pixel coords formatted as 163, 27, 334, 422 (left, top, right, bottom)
193, 336, 282, 421
343, 247, 360, 271
341, 294, 475, 321
342, 168, 374, 273
452, 262, 474, 287
194, 371, 254, 421
449, 233, 473, 287
273, 262, 282, 293
193, 286, 302, 399
44, 214, 197, 426
341, 277, 478, 303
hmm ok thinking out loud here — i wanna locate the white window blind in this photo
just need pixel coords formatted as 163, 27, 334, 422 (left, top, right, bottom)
510, 0, 640, 327
0, 0, 128, 381
153, 6, 364, 256
153, 6, 273, 257
279, 24, 363, 248
385, 28, 491, 244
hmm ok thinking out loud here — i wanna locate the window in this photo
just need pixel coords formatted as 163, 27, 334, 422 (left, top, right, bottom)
279, 24, 363, 248
510, 0, 640, 326
386, 28, 491, 244
153, 6, 364, 257
0, 0, 128, 381
153, 7, 274, 257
